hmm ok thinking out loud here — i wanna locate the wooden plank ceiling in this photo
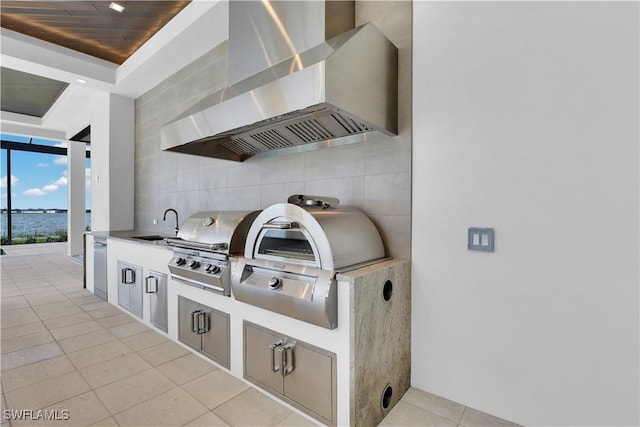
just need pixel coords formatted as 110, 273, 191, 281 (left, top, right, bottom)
0, 1, 191, 64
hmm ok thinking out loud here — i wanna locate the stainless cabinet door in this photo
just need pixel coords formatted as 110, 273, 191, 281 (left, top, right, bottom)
201, 309, 230, 368
178, 296, 202, 351
284, 342, 335, 422
117, 261, 130, 309
148, 271, 168, 332
128, 266, 143, 318
93, 241, 107, 300
117, 261, 142, 318
244, 322, 284, 394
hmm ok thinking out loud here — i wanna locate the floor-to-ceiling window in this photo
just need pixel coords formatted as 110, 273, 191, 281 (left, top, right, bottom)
0, 134, 90, 245
1, 147, 8, 242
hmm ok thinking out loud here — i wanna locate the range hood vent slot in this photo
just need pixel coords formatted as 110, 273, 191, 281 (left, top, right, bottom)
331, 113, 370, 134
221, 138, 260, 156
287, 119, 334, 142
249, 129, 292, 150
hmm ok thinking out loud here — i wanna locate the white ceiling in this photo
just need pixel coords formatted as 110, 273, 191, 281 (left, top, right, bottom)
0, 0, 229, 142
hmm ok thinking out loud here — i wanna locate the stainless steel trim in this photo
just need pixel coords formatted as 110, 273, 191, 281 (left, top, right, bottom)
170, 274, 226, 294
165, 238, 228, 252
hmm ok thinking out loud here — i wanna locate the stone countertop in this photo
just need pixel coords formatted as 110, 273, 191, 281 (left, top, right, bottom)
86, 230, 174, 250
336, 258, 409, 282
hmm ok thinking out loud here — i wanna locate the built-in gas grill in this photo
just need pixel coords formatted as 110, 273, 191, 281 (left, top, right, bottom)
231, 195, 386, 329
167, 210, 260, 296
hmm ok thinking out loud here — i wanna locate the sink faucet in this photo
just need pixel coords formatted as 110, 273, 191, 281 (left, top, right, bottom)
163, 208, 179, 236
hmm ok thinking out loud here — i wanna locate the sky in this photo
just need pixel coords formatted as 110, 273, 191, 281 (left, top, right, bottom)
0, 134, 91, 210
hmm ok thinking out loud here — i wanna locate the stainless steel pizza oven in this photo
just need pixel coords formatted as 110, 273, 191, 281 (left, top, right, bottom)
167, 210, 260, 296
232, 195, 385, 329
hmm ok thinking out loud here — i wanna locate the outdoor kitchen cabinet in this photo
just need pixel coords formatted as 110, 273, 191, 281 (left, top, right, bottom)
243, 321, 336, 425
117, 260, 143, 318
178, 296, 230, 368
145, 270, 168, 332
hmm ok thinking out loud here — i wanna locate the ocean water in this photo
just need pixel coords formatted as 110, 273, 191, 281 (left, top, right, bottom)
0, 213, 91, 238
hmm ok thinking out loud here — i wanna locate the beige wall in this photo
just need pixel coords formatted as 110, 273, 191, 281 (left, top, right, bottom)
134, 1, 412, 259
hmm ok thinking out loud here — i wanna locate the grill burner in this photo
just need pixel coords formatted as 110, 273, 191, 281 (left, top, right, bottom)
166, 210, 260, 296
232, 195, 386, 328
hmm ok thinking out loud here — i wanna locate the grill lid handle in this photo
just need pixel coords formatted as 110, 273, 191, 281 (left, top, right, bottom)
263, 221, 298, 230
287, 194, 339, 208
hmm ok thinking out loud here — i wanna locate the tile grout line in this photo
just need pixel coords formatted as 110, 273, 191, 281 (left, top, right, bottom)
458, 406, 467, 425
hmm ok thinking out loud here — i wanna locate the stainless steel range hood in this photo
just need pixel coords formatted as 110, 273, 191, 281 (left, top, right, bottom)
161, 1, 398, 162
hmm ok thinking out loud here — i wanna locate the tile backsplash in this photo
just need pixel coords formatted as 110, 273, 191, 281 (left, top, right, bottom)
134, 1, 411, 260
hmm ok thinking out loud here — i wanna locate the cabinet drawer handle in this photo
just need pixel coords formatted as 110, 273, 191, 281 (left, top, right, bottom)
269, 341, 284, 373
145, 276, 158, 293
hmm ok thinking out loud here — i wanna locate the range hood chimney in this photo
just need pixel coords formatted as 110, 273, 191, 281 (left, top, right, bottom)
161, 1, 398, 162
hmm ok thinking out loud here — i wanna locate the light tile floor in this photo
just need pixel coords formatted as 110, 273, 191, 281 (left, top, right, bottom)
1, 243, 521, 427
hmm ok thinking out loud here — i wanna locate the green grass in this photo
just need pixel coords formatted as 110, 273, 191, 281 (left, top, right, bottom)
1, 229, 68, 245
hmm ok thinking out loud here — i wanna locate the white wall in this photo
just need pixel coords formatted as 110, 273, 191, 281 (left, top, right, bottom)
412, 2, 639, 426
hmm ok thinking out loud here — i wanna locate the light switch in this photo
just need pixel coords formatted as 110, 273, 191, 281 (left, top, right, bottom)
468, 227, 494, 252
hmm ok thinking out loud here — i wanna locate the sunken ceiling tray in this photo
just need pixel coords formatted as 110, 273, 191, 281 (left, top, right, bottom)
0, 67, 69, 118
0, 1, 190, 64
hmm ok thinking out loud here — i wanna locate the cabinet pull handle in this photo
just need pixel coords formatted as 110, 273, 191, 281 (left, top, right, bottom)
278, 342, 296, 377
191, 311, 210, 334
122, 268, 135, 284
145, 276, 158, 293
191, 310, 201, 333
199, 311, 210, 334
269, 340, 284, 373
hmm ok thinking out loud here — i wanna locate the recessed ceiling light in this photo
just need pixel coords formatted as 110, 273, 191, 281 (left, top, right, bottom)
109, 2, 125, 13
76, 79, 86, 84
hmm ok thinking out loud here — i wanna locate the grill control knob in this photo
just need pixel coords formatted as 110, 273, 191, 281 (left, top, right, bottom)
188, 260, 200, 269
175, 257, 186, 266
206, 264, 221, 274
268, 277, 283, 290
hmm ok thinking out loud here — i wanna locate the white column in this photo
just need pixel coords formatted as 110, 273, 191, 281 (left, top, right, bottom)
90, 92, 135, 232
67, 141, 85, 256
